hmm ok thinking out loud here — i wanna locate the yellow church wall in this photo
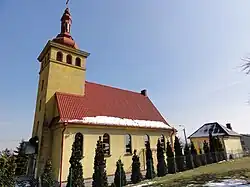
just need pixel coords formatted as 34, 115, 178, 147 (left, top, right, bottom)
51, 127, 63, 182
53, 124, 174, 181
32, 42, 88, 176
46, 52, 86, 100
32, 41, 88, 138
32, 60, 50, 137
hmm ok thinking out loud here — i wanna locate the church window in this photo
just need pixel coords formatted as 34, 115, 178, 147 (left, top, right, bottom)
103, 133, 110, 156
160, 134, 165, 149
75, 132, 84, 157
41, 80, 44, 91
47, 53, 50, 62
125, 134, 132, 154
144, 134, 150, 146
75, 57, 81, 67
66, 54, 72, 64
56, 51, 63, 62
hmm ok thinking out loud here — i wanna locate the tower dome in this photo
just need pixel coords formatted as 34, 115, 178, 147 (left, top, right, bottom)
52, 8, 79, 49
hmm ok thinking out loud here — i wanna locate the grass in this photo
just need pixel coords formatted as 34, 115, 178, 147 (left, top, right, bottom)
141, 157, 250, 187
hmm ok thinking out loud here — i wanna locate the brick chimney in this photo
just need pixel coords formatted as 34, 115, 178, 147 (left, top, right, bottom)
226, 123, 232, 130
141, 89, 147, 96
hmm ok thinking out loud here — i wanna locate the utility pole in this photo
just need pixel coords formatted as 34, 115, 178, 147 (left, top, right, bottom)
179, 125, 188, 145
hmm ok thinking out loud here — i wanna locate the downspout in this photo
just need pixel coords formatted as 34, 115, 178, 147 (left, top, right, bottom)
59, 123, 67, 187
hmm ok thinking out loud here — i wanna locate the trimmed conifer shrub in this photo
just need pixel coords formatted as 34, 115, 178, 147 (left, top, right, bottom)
203, 140, 212, 164
145, 141, 156, 179
199, 148, 207, 166
114, 159, 127, 187
14, 140, 28, 176
190, 142, 201, 168
209, 131, 218, 163
66, 133, 85, 187
213, 137, 222, 161
156, 139, 167, 177
131, 150, 142, 184
166, 141, 175, 174
41, 159, 55, 187
184, 144, 194, 170
174, 136, 185, 172
92, 136, 108, 187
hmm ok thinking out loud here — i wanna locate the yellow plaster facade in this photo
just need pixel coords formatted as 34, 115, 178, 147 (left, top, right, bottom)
223, 136, 243, 155
31, 36, 175, 184
190, 137, 209, 153
190, 136, 243, 156
51, 125, 174, 182
32, 40, 89, 175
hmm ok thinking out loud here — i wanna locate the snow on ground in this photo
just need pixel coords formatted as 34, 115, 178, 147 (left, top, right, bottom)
65, 116, 173, 129
203, 179, 250, 186
129, 181, 155, 187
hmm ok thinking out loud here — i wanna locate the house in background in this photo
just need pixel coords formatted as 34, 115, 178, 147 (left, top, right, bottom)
29, 7, 176, 186
240, 134, 250, 153
188, 122, 243, 158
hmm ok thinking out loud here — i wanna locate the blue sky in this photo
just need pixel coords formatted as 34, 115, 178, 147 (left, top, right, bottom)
1, 0, 250, 149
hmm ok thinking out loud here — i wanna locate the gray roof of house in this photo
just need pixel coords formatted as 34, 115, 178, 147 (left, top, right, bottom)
188, 122, 240, 138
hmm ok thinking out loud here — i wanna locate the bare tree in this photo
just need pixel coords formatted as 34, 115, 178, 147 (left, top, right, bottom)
241, 56, 250, 74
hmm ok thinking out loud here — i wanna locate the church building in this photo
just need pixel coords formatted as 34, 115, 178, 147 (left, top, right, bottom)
31, 7, 176, 185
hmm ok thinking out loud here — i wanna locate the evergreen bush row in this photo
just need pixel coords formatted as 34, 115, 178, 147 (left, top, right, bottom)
39, 133, 227, 187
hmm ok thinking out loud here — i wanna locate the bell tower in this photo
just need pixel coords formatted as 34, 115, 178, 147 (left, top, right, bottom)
31, 7, 90, 176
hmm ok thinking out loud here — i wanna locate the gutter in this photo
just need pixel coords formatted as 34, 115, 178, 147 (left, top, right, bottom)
59, 123, 67, 187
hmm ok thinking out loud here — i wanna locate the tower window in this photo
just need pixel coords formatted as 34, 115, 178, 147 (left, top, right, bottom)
39, 100, 41, 111
66, 54, 72, 64
125, 134, 132, 154
75, 57, 81, 67
56, 51, 63, 62
103, 133, 110, 156
41, 80, 44, 91
35, 121, 39, 135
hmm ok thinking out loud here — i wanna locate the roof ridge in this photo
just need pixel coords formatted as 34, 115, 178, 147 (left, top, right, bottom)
56, 81, 147, 98
86, 81, 145, 96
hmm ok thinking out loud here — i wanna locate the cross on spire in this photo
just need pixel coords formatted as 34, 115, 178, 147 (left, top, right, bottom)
66, 0, 70, 7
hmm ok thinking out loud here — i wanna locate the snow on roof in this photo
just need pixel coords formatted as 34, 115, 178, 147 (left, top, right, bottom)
63, 116, 173, 130
189, 122, 240, 138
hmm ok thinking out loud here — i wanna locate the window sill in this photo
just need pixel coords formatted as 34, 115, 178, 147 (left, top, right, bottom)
124, 153, 133, 156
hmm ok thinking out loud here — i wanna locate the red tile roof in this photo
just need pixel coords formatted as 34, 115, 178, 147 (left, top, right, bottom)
55, 81, 169, 125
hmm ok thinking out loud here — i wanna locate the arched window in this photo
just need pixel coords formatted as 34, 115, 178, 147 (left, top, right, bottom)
75, 57, 81, 67
75, 132, 84, 157
103, 133, 110, 156
66, 54, 72, 64
160, 134, 165, 149
144, 134, 150, 146
56, 51, 63, 62
125, 134, 132, 154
